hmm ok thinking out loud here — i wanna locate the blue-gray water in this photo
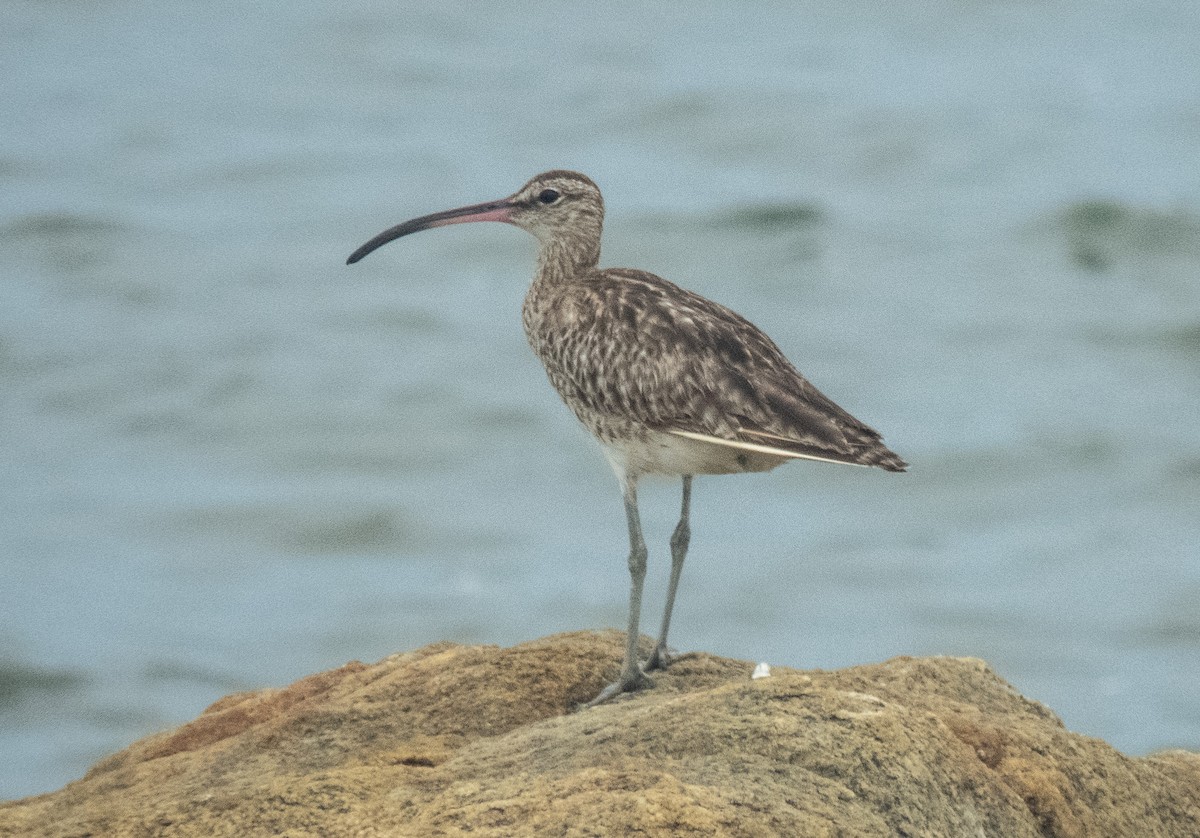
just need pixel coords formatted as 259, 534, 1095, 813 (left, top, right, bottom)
3, 1, 1199, 800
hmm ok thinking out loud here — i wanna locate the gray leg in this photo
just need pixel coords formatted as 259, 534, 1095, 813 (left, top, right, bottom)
582, 476, 652, 708
645, 475, 692, 671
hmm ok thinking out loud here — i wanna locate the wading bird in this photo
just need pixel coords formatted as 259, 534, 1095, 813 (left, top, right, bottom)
347, 170, 906, 707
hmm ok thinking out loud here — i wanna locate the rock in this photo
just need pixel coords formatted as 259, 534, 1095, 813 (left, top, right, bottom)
2, 631, 1198, 837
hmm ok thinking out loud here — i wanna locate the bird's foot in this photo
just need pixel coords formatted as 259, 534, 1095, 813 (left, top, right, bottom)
643, 643, 674, 672
577, 667, 653, 710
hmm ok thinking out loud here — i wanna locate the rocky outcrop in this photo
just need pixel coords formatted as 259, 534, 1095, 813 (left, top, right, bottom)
3, 631, 1198, 836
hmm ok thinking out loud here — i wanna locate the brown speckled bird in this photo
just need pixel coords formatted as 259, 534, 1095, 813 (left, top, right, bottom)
348, 170, 907, 707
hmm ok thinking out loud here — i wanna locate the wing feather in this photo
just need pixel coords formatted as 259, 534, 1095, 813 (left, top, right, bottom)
525, 268, 907, 472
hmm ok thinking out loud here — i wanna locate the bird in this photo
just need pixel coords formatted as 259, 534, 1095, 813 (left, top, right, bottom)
347, 170, 907, 708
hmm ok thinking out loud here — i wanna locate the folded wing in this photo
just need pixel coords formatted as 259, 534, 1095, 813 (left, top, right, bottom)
538, 268, 907, 473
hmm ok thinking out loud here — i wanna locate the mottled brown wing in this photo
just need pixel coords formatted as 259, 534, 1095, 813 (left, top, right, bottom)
537, 268, 906, 471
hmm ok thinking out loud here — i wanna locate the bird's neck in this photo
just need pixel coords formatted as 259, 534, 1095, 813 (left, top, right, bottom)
534, 233, 600, 286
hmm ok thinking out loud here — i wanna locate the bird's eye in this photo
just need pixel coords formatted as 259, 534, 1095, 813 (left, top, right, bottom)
537, 188, 561, 205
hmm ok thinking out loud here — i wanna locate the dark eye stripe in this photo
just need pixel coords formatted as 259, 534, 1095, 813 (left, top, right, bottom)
537, 189, 560, 204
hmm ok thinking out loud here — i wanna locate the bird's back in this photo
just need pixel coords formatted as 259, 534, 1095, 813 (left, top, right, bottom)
522, 268, 907, 475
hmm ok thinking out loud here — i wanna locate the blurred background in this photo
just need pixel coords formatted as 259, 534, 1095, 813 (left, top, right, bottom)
2, 0, 1198, 800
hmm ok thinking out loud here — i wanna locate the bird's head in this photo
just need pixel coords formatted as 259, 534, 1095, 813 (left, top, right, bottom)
347, 170, 604, 265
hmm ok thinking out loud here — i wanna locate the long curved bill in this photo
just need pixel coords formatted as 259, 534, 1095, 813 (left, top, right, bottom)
346, 197, 516, 265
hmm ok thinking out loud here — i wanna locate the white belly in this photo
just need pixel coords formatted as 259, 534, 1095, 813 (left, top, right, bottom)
600, 430, 788, 480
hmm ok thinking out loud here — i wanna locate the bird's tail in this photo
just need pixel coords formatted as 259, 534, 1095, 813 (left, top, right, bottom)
860, 445, 908, 473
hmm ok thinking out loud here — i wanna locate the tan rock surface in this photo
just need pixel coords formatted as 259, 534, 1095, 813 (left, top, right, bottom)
3, 631, 1198, 837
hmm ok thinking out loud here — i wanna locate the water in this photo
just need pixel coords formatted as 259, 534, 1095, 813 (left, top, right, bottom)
2, 0, 1199, 800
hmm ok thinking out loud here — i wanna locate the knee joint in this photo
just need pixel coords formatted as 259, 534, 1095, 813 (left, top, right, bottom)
628, 541, 648, 575
670, 522, 690, 552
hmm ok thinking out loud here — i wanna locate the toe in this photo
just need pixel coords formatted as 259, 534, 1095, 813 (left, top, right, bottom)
644, 646, 671, 671
578, 670, 653, 709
